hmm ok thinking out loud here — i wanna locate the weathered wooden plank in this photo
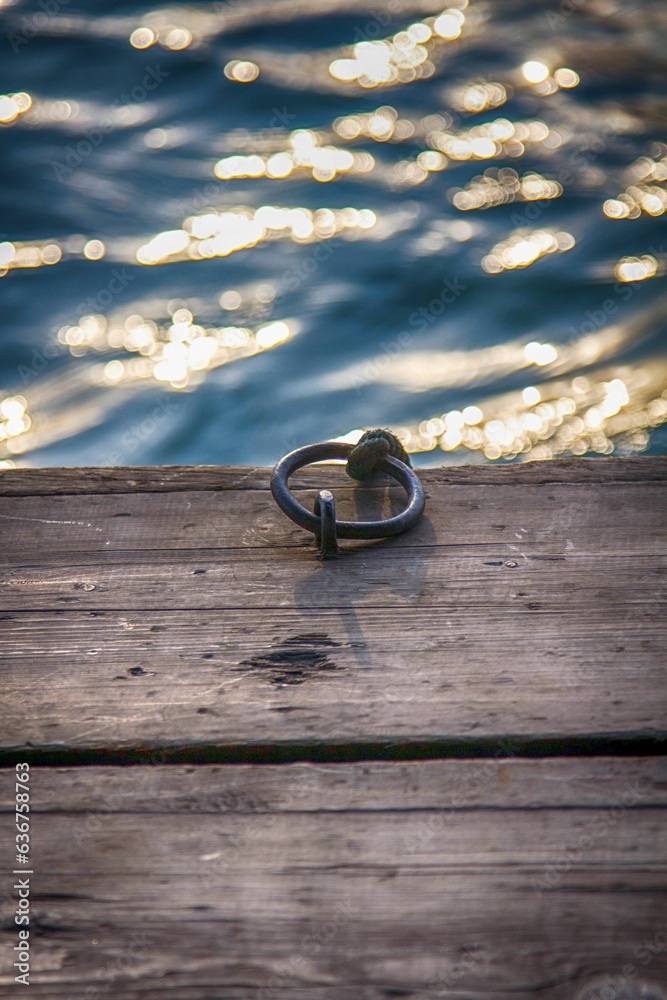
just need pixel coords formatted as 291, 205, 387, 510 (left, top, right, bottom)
0, 759, 665, 997
1, 458, 665, 753
0, 461, 664, 997
0, 546, 663, 613
0, 456, 664, 496
1, 605, 665, 753
1, 481, 664, 555
2, 758, 665, 812
6, 894, 666, 999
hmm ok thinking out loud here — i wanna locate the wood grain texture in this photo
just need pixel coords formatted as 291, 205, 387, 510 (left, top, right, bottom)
1, 606, 665, 753
1, 460, 666, 998
2, 758, 665, 812
1, 458, 665, 754
0, 759, 665, 998
0, 456, 665, 496
1, 481, 664, 555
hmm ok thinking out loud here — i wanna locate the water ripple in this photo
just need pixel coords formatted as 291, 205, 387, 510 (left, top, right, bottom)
0, 0, 665, 467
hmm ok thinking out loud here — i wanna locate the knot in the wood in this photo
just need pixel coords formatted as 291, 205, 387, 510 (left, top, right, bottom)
346, 429, 411, 480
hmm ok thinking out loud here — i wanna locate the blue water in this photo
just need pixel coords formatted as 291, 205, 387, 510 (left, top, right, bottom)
1, 0, 666, 468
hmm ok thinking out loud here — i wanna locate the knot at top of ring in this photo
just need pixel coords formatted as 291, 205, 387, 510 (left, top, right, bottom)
270, 433, 425, 558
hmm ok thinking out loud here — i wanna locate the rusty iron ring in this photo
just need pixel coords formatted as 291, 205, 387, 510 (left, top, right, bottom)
270, 442, 425, 555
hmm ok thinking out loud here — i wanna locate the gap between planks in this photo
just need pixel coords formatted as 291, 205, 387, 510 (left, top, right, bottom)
0, 758, 665, 998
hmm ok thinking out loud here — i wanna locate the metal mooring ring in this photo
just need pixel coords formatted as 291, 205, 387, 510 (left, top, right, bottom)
270, 442, 425, 555
313, 489, 339, 559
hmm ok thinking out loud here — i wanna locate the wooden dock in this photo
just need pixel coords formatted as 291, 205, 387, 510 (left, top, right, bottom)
1, 457, 666, 998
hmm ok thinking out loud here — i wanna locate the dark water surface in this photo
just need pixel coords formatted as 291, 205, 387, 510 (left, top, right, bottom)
1, 0, 666, 468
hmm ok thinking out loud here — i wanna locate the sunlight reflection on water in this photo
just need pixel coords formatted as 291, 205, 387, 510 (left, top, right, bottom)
0, 0, 665, 467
